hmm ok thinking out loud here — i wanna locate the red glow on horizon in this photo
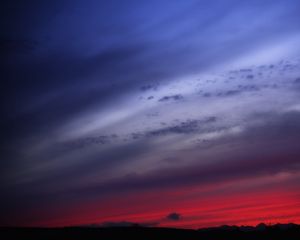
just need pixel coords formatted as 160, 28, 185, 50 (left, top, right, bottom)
15, 176, 300, 229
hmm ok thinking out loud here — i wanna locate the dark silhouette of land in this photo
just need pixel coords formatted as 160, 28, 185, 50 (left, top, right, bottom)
1, 223, 300, 240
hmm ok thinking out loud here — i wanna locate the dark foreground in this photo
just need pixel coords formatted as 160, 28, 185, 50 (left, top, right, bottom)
2, 223, 300, 240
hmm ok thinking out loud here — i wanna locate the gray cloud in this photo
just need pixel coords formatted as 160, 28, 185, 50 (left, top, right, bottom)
217, 90, 241, 97
63, 134, 118, 150
167, 213, 181, 221
127, 117, 218, 141
159, 95, 183, 102
73, 111, 300, 196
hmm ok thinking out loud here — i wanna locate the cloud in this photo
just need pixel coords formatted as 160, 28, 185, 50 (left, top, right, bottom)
149, 117, 217, 135
203, 93, 212, 98
2, 0, 300, 227
158, 95, 183, 102
237, 84, 260, 92
217, 90, 241, 97
140, 84, 159, 92
166, 213, 181, 221
216, 86, 260, 97
128, 117, 218, 140
63, 134, 118, 150
72, 111, 300, 196
148, 120, 200, 135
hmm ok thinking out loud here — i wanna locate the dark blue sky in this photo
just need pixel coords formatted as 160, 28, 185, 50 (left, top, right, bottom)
1, 0, 300, 228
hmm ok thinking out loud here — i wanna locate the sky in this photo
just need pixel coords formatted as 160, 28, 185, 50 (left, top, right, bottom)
1, 0, 300, 228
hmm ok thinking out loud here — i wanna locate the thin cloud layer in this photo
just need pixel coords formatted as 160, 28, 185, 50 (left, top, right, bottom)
1, 0, 300, 228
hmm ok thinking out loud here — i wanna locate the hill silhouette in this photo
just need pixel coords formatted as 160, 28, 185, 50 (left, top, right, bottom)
1, 223, 300, 240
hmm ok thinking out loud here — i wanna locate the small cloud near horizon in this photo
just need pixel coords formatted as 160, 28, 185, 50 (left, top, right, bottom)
166, 212, 181, 221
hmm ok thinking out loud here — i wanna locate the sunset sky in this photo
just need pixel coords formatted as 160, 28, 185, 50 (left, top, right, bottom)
1, 0, 300, 228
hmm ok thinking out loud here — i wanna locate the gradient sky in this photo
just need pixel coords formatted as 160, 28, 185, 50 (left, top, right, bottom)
1, 0, 300, 228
